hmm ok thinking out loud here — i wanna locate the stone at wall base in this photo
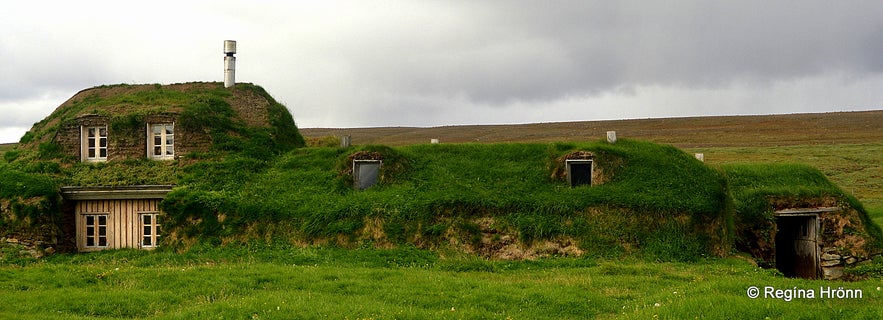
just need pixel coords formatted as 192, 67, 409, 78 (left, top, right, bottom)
822, 266, 844, 280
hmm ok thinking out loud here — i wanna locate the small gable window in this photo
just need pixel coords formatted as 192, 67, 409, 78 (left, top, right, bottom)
82, 126, 108, 162
148, 123, 174, 160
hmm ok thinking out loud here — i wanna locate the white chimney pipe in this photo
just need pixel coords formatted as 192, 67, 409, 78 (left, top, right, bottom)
224, 40, 236, 88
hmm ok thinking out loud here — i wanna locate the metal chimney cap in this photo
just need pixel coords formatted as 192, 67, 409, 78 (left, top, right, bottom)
224, 40, 237, 54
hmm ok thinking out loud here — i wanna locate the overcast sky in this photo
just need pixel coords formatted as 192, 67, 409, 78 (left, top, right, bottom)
1, 1, 881, 143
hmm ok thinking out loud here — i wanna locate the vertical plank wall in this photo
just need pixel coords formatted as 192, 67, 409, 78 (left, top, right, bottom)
76, 199, 160, 251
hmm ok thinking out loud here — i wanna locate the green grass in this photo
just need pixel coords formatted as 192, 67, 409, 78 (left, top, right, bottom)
1, 247, 881, 319
0, 164, 61, 228
0, 144, 14, 163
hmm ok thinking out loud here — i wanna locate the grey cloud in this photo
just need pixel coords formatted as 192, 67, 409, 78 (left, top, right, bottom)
335, 1, 883, 107
1, 0, 881, 143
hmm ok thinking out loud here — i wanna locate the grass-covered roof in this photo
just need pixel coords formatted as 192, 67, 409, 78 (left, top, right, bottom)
8, 82, 304, 166
161, 139, 732, 260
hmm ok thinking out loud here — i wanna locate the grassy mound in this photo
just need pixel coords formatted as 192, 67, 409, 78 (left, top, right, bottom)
723, 163, 883, 263
161, 140, 731, 261
7, 82, 304, 167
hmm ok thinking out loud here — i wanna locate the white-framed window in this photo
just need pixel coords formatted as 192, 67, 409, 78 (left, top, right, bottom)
82, 126, 108, 162
148, 123, 174, 160
140, 213, 161, 248
83, 214, 109, 248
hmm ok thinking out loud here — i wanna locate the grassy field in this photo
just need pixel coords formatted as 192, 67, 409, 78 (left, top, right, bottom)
300, 110, 883, 147
1, 246, 882, 319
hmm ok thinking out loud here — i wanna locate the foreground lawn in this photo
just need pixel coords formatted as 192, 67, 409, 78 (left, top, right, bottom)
1, 247, 881, 319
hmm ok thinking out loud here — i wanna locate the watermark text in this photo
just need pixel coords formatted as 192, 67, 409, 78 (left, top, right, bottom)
746, 286, 866, 301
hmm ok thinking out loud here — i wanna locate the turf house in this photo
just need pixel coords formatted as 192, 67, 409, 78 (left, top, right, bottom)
1, 82, 305, 252
0, 83, 880, 280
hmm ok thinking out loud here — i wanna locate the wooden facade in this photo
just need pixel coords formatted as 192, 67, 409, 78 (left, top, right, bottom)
61, 185, 172, 252
73, 199, 160, 251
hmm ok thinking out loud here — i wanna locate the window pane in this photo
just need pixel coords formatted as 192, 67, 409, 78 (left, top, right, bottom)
88, 138, 96, 148
86, 216, 94, 225
154, 147, 162, 155
100, 149, 107, 158
98, 227, 106, 237
166, 135, 173, 145
99, 127, 107, 137
88, 128, 96, 137
143, 237, 152, 246
153, 125, 162, 134
98, 215, 106, 225
143, 214, 152, 224
144, 226, 151, 236
166, 126, 173, 135
154, 135, 162, 145
166, 146, 174, 156
86, 226, 94, 236
98, 236, 107, 246
86, 237, 95, 247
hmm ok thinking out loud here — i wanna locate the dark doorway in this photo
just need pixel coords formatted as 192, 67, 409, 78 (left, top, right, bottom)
566, 160, 593, 187
775, 214, 819, 279
353, 160, 381, 190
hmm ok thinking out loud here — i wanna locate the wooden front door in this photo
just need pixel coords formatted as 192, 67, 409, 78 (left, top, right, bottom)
775, 214, 820, 279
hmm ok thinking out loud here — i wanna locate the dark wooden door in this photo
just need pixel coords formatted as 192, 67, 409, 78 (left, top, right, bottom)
775, 215, 819, 279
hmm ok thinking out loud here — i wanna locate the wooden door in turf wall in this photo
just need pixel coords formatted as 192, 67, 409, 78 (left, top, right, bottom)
775, 214, 820, 279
